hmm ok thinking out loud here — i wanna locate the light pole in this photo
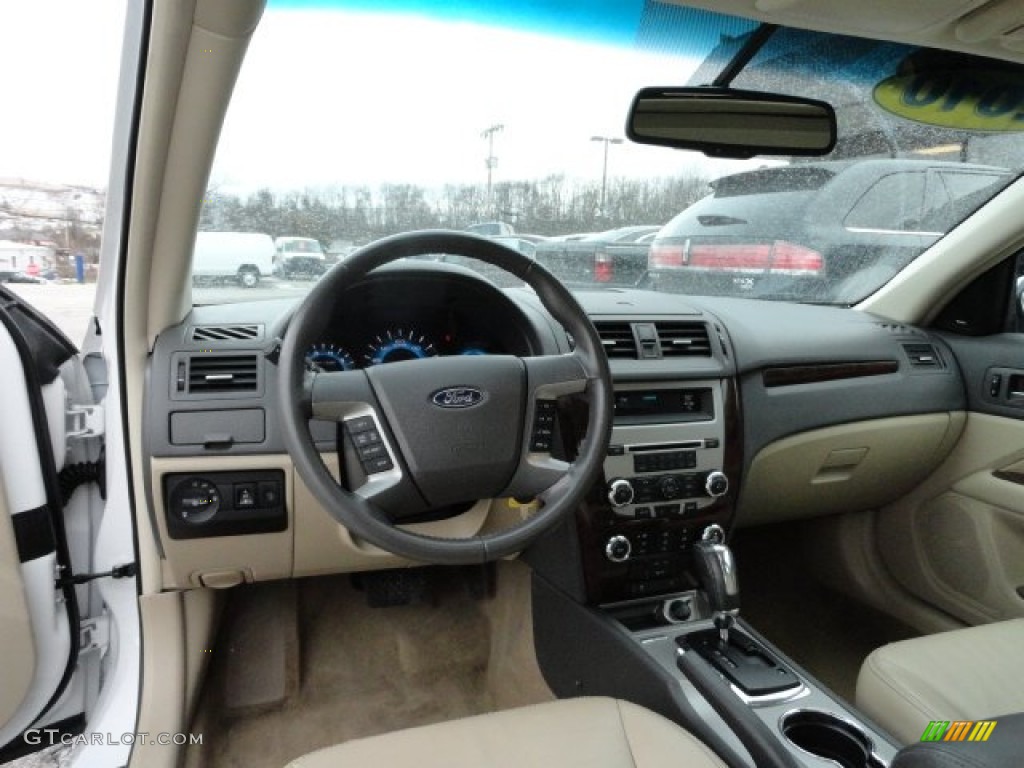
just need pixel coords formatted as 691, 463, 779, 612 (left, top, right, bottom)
482, 123, 505, 213
590, 135, 623, 219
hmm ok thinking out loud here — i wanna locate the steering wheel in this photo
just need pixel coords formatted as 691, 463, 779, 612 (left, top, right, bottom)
278, 230, 612, 565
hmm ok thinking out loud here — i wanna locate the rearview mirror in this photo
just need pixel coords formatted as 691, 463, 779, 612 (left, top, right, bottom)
626, 87, 837, 159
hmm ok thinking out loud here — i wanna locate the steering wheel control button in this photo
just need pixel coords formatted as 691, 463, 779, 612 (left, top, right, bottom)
705, 471, 730, 498
529, 399, 558, 452
358, 443, 388, 461
605, 535, 632, 563
345, 415, 375, 433
363, 455, 394, 474
351, 429, 381, 447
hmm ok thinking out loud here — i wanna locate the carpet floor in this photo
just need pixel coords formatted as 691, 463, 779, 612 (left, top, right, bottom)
185, 561, 552, 768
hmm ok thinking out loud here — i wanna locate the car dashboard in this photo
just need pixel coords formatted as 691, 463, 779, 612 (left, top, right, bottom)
143, 262, 966, 601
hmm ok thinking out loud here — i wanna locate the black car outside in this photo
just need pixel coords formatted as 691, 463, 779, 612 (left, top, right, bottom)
533, 225, 660, 287
645, 158, 1012, 304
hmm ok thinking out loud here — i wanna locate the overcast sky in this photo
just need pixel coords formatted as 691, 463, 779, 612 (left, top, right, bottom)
0, 2, 759, 193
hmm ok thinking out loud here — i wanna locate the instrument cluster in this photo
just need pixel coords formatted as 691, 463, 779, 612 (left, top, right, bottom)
305, 324, 500, 372
300, 271, 534, 372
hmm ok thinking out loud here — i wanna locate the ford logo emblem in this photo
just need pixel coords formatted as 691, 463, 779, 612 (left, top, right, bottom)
431, 386, 485, 409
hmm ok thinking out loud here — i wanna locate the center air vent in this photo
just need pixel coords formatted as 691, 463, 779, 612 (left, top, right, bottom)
594, 322, 637, 358
902, 343, 943, 369
593, 320, 711, 359
186, 354, 259, 394
191, 324, 262, 342
658, 322, 711, 357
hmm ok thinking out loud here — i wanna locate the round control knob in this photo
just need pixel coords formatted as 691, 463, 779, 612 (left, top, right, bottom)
701, 523, 725, 544
607, 479, 634, 508
664, 598, 692, 623
171, 478, 221, 525
659, 475, 682, 500
705, 470, 729, 498
605, 535, 632, 563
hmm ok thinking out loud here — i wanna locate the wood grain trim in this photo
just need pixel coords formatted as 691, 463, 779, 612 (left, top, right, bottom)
762, 360, 899, 388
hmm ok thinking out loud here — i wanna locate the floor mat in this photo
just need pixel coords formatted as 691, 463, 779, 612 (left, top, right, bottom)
186, 562, 551, 768
732, 524, 918, 704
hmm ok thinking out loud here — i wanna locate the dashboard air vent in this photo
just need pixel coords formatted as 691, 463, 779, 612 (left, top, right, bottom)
658, 322, 712, 357
594, 322, 637, 359
187, 354, 259, 394
191, 324, 262, 342
902, 343, 943, 369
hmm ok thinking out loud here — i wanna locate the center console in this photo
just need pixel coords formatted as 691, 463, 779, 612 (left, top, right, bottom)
537, 370, 901, 766
575, 378, 741, 605
601, 529, 898, 768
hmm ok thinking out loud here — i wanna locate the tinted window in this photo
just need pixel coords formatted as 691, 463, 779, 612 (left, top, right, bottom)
844, 173, 926, 231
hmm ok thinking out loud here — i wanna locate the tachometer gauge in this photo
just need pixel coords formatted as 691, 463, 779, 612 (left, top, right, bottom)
305, 343, 355, 372
365, 328, 436, 365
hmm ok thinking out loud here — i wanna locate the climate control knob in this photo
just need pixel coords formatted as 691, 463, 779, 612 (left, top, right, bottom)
659, 475, 682, 500
607, 479, 635, 508
705, 471, 729, 498
605, 535, 632, 563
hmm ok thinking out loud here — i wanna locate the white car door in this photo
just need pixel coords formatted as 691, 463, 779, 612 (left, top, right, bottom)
0, 299, 84, 758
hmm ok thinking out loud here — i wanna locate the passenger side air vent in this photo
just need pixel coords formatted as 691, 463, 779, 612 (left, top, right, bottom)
186, 354, 259, 394
191, 324, 262, 342
594, 322, 637, 359
902, 343, 943, 369
658, 322, 712, 357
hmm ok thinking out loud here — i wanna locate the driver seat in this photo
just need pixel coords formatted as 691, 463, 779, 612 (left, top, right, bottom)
284, 697, 726, 768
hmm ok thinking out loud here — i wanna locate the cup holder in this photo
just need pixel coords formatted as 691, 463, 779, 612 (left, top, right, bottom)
780, 710, 883, 768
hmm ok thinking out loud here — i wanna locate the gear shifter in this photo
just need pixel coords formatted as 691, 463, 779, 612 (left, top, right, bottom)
692, 539, 740, 642
682, 537, 800, 697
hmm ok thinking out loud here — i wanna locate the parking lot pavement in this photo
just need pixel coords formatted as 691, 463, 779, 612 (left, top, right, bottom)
4, 283, 98, 346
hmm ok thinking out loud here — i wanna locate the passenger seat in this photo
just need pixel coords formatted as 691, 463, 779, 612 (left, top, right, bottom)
856, 618, 1024, 744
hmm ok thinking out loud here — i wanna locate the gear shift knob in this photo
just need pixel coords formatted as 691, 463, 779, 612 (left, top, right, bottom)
693, 540, 740, 615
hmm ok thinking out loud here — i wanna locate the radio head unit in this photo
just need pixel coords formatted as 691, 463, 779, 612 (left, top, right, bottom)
603, 381, 727, 520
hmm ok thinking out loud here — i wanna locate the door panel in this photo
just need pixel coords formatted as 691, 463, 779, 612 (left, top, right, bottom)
0, 475, 37, 730
873, 326, 1024, 626
0, 317, 75, 750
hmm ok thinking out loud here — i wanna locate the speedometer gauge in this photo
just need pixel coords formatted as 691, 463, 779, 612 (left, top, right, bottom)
365, 328, 436, 365
305, 343, 355, 372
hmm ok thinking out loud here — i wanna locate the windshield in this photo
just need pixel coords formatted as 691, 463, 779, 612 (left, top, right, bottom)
194, 1, 1023, 306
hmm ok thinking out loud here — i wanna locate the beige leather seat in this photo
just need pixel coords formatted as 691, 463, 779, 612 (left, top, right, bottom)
285, 697, 726, 768
856, 618, 1024, 744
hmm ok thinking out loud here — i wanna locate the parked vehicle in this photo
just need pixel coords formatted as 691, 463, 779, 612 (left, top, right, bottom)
533, 225, 660, 286
465, 221, 514, 237
0, 271, 48, 284
274, 236, 327, 279
646, 159, 1012, 302
192, 231, 276, 287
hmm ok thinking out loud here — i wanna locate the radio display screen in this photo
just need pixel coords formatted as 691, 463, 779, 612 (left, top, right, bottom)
613, 388, 713, 424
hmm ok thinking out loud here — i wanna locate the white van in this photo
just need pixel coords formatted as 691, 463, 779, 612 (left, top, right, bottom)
273, 236, 327, 279
192, 231, 276, 287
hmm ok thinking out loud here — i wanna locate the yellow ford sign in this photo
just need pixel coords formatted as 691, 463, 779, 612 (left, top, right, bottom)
874, 72, 1024, 132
